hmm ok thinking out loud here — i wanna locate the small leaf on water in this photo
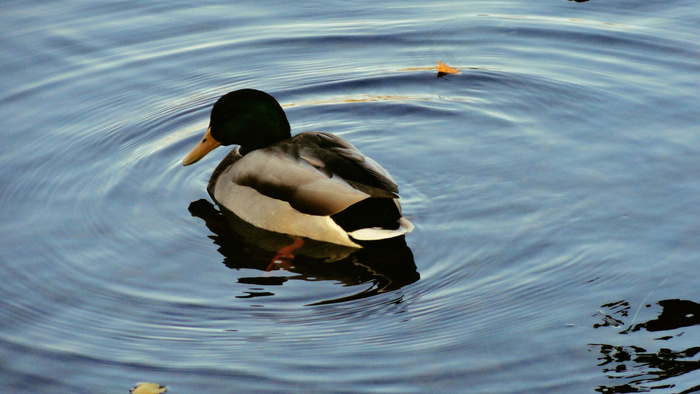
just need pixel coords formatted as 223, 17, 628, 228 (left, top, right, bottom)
437, 61, 459, 75
130, 382, 168, 394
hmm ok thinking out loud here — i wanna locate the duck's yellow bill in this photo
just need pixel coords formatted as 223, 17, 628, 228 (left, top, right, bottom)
182, 127, 221, 166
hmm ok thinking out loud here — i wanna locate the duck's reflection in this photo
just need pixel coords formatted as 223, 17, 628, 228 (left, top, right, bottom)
591, 299, 700, 393
188, 199, 419, 305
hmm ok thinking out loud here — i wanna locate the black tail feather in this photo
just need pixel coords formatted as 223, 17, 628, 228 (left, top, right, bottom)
331, 198, 401, 232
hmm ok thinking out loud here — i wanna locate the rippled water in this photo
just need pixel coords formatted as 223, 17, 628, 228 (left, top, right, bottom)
2, 0, 700, 392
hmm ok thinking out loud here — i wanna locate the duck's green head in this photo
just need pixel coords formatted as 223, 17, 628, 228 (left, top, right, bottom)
183, 89, 291, 166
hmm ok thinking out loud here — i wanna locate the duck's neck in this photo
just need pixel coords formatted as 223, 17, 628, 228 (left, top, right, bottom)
239, 123, 291, 155
208, 147, 243, 194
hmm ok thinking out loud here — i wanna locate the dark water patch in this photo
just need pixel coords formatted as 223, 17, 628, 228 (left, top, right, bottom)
591, 299, 700, 393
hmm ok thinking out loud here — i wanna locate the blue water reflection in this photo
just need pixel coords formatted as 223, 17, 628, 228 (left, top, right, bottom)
2, 0, 700, 392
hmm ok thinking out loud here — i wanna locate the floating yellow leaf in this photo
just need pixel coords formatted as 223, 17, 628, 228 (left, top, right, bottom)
130, 382, 168, 394
437, 61, 459, 75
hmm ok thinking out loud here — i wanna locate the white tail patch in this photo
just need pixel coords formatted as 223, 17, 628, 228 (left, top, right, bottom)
347, 217, 414, 241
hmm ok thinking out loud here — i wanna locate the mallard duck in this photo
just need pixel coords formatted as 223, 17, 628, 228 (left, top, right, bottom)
183, 89, 413, 248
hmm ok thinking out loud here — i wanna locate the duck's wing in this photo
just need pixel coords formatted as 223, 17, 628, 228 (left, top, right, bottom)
302, 132, 399, 195
219, 132, 399, 217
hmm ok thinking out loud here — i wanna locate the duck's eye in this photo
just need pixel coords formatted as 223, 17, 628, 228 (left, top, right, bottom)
202, 138, 207, 142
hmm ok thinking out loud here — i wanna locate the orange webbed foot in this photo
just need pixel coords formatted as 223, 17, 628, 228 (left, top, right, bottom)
266, 238, 305, 272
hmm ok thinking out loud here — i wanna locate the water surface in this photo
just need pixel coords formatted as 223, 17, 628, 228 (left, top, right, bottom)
2, 0, 700, 392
